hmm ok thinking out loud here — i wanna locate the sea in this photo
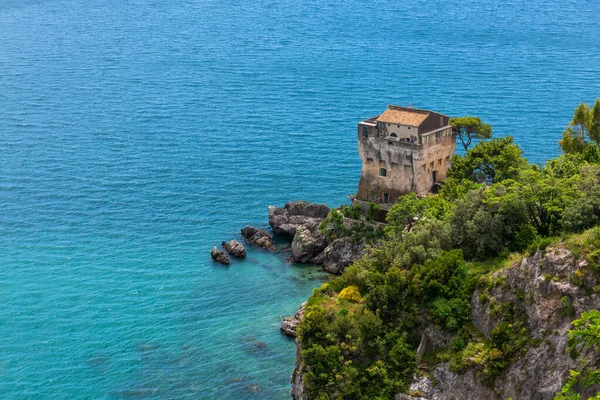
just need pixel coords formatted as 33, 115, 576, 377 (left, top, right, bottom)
1, 0, 599, 398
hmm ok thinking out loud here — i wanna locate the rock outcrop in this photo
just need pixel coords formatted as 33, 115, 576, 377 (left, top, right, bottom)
398, 246, 600, 400
313, 238, 366, 274
241, 226, 276, 251
280, 302, 306, 337
222, 239, 246, 258
291, 224, 330, 263
210, 246, 230, 265
269, 201, 330, 238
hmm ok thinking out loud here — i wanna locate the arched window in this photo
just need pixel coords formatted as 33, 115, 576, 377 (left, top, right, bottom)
379, 168, 387, 177
390, 133, 397, 138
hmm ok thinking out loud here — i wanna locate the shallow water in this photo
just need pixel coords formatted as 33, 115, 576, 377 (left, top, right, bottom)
1, 0, 600, 398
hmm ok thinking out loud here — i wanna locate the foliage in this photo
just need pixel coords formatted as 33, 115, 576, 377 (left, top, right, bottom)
450, 116, 493, 151
320, 206, 385, 243
559, 99, 600, 154
320, 209, 345, 240
448, 136, 527, 184
298, 249, 474, 397
385, 193, 425, 235
555, 311, 600, 400
338, 285, 363, 302
568, 310, 600, 355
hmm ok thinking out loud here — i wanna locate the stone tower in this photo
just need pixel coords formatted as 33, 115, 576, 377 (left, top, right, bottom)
356, 105, 456, 204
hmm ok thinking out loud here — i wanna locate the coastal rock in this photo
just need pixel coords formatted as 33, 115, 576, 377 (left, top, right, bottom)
313, 238, 366, 274
291, 223, 331, 263
240, 226, 276, 251
280, 302, 306, 337
222, 239, 246, 258
210, 247, 230, 265
291, 226, 316, 263
269, 201, 330, 238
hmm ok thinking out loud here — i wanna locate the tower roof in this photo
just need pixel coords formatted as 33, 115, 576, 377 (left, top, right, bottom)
376, 105, 431, 127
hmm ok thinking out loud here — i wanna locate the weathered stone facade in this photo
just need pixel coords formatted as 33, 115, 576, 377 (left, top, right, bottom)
356, 105, 456, 203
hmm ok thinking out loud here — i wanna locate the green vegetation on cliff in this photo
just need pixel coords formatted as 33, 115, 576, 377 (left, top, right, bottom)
297, 100, 600, 400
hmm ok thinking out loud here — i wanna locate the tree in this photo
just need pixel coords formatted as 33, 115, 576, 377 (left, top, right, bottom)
449, 184, 532, 258
450, 116, 492, 152
560, 99, 600, 154
518, 167, 582, 236
448, 137, 527, 184
386, 193, 426, 235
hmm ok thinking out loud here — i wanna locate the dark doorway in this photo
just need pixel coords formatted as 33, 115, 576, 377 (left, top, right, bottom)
432, 170, 437, 183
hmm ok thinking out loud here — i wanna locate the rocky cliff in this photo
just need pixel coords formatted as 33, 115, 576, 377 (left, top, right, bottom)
292, 244, 600, 399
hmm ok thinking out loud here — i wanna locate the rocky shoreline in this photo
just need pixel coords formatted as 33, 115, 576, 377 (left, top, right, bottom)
269, 201, 366, 272
211, 200, 367, 274
210, 200, 371, 399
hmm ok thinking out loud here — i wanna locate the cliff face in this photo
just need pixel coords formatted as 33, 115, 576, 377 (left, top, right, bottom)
292, 245, 600, 400
291, 338, 308, 400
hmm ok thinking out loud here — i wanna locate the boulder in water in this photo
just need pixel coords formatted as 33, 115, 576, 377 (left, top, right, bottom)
241, 226, 276, 251
222, 239, 246, 258
210, 246, 230, 265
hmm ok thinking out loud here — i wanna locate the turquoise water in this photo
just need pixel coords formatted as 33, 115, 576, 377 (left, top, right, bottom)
1, 0, 600, 398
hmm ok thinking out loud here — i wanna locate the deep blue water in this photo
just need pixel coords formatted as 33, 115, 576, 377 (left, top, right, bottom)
1, 0, 599, 398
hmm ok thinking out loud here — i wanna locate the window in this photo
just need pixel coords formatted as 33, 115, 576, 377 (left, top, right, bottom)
383, 193, 389, 203
390, 133, 397, 138
362, 126, 368, 139
379, 168, 387, 177
438, 158, 442, 166
436, 131, 442, 140
367, 158, 374, 164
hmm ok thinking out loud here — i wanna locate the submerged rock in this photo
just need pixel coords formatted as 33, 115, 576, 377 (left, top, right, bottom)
222, 239, 246, 258
246, 384, 261, 394
280, 302, 306, 337
269, 201, 330, 238
313, 238, 366, 274
240, 226, 275, 251
241, 336, 269, 355
210, 246, 230, 265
